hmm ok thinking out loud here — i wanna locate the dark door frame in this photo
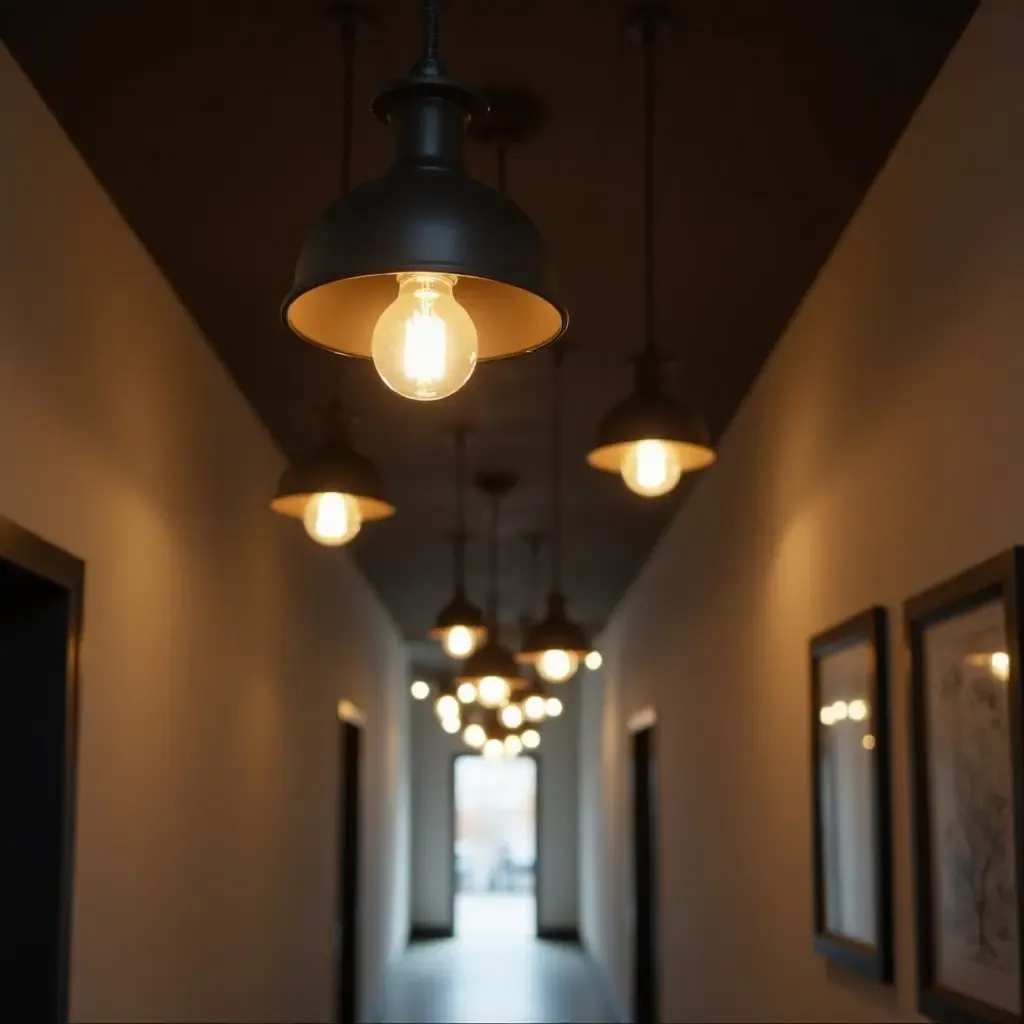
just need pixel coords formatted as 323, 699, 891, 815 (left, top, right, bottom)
0, 516, 84, 1024
335, 701, 365, 1024
450, 751, 542, 938
628, 707, 659, 1024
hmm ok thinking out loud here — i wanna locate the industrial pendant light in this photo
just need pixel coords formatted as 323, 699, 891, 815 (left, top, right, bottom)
429, 426, 487, 659
457, 472, 526, 707
518, 346, 592, 683
587, 5, 715, 496
270, 398, 394, 546
464, 707, 531, 758
283, 0, 568, 402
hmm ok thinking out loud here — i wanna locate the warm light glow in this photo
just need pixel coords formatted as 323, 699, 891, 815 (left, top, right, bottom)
441, 716, 460, 734
831, 700, 849, 722
477, 675, 510, 708
500, 704, 524, 729
537, 648, 580, 683
521, 728, 541, 749
463, 723, 487, 749
482, 738, 504, 759
524, 694, 547, 722
992, 651, 1011, 682
371, 273, 478, 401
848, 699, 869, 722
545, 696, 563, 718
457, 681, 477, 704
443, 624, 478, 659
410, 680, 430, 701
435, 694, 459, 720
620, 439, 683, 497
302, 491, 362, 546
819, 706, 835, 727
585, 650, 603, 671
504, 734, 524, 757
862, 734, 876, 751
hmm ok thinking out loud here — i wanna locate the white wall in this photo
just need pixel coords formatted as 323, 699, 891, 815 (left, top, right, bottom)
580, 2, 1024, 1021
411, 677, 581, 934
0, 45, 409, 1023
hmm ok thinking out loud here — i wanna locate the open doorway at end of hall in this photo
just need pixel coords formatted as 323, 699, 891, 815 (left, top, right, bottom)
452, 753, 537, 938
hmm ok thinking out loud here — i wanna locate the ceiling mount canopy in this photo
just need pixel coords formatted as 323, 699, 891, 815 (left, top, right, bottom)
430, 425, 488, 659
587, 3, 716, 497
270, 398, 394, 546
283, 0, 568, 402
519, 344, 592, 682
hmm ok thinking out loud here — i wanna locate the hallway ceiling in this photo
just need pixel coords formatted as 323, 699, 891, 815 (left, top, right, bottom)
0, 1, 975, 671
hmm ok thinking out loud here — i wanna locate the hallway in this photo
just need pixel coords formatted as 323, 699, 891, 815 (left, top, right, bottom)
378, 936, 620, 1024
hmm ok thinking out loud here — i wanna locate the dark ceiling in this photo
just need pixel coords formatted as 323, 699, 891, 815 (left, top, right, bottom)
1, 0, 975, 672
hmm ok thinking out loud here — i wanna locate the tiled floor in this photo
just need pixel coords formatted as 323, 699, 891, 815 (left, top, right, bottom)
377, 932, 621, 1023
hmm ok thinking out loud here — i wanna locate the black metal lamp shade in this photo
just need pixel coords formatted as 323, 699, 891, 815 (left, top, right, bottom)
429, 590, 488, 641
587, 351, 716, 475
270, 425, 394, 524
518, 592, 592, 662
458, 636, 527, 687
283, 65, 567, 360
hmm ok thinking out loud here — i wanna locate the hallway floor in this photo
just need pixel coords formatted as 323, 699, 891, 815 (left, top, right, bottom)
378, 934, 621, 1023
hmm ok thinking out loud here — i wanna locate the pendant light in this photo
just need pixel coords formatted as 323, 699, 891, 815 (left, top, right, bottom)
283, 0, 568, 402
270, 398, 394, 546
518, 345, 592, 683
434, 677, 461, 725
457, 472, 527, 707
429, 426, 487, 659
587, 5, 715, 496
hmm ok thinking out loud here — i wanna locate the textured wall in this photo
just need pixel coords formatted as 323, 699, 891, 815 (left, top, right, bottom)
0, 45, 409, 1023
580, 3, 1024, 1021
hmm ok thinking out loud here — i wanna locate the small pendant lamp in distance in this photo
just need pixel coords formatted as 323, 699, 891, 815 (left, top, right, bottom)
270, 398, 393, 546
429, 426, 487, 659
282, 0, 568, 402
587, 4, 715, 496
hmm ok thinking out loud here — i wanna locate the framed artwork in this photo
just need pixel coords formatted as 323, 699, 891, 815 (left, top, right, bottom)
906, 548, 1024, 1024
810, 607, 893, 981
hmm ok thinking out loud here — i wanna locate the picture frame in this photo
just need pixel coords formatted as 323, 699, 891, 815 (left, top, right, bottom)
810, 606, 894, 981
906, 548, 1024, 1024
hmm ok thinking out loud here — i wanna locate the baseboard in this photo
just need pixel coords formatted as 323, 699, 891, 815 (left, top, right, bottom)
409, 923, 454, 941
537, 925, 581, 943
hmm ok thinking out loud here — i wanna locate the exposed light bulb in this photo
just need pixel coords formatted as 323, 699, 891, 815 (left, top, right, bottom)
463, 723, 486, 749
457, 681, 477, 704
862, 734, 876, 751
482, 738, 504, 759
819, 706, 836, 727
620, 439, 683, 498
500, 704, 524, 729
537, 648, 579, 684
585, 650, 603, 671
831, 700, 849, 722
545, 696, 563, 718
504, 734, 524, 757
521, 728, 541, 749
410, 680, 430, 701
524, 695, 547, 722
443, 624, 478, 659
847, 699, 869, 722
436, 695, 459, 720
477, 675, 510, 708
442, 716, 461, 734
302, 492, 362, 546
371, 273, 478, 401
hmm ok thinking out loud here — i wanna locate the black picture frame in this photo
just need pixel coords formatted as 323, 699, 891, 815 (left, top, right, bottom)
810, 606, 894, 982
906, 548, 1024, 1024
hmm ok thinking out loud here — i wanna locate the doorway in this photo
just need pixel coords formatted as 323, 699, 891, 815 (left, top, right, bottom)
452, 754, 537, 937
2, 517, 84, 1024
630, 719, 658, 1024
335, 703, 363, 1024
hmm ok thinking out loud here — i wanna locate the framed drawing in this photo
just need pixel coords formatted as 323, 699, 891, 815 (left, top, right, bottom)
906, 548, 1024, 1024
810, 606, 893, 981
